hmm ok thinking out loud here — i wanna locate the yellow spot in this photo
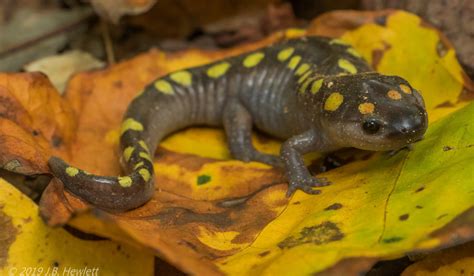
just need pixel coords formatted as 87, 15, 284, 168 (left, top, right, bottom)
66, 167, 79, 177
311, 79, 324, 94
298, 78, 313, 94
338, 59, 357, 74
346, 48, 362, 58
298, 70, 312, 83
134, 161, 144, 170
243, 52, 264, 68
123, 146, 134, 162
288, 56, 301, 70
170, 71, 192, 87
138, 140, 149, 152
387, 90, 402, 100
154, 80, 174, 94
139, 152, 153, 162
295, 63, 310, 76
138, 169, 151, 182
277, 47, 294, 61
118, 176, 132, 187
324, 93, 344, 111
207, 62, 231, 78
358, 103, 375, 114
329, 38, 350, 46
400, 84, 412, 94
120, 118, 143, 135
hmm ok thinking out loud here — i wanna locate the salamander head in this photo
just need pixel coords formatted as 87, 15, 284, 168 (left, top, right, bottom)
320, 72, 428, 151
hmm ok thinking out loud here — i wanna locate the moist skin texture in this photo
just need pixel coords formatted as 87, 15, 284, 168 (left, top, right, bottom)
48, 36, 428, 211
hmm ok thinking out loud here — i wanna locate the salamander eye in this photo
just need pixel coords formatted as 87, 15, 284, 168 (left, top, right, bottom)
362, 119, 381, 134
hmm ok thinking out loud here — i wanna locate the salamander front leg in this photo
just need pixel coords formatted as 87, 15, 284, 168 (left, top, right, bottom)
281, 129, 331, 197
223, 98, 283, 168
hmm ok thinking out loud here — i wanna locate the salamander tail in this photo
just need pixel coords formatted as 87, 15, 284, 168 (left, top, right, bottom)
48, 156, 154, 211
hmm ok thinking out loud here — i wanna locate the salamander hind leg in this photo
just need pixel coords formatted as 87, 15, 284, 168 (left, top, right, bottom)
223, 98, 283, 168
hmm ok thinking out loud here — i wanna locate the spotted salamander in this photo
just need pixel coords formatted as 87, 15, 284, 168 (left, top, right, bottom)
49, 36, 428, 211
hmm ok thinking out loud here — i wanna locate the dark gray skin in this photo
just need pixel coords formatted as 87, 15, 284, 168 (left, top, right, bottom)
49, 36, 428, 211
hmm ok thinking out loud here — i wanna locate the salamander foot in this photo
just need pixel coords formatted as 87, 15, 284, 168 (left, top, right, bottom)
286, 176, 331, 197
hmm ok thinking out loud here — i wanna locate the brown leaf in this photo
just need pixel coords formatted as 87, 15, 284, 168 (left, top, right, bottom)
306, 10, 395, 37
0, 72, 75, 174
126, 0, 281, 38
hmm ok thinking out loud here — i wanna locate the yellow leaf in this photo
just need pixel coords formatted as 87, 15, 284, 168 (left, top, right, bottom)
340, 11, 465, 111
216, 101, 474, 275
0, 178, 153, 275
161, 128, 320, 166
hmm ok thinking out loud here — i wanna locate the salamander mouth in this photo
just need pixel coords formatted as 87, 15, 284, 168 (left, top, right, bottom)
350, 134, 425, 151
